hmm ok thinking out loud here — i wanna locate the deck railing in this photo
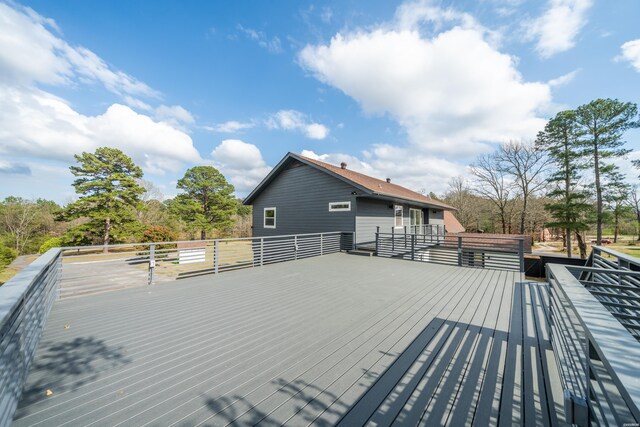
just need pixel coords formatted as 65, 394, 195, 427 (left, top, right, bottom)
546, 247, 640, 426
0, 248, 61, 427
58, 231, 354, 298
379, 224, 446, 244
375, 232, 524, 271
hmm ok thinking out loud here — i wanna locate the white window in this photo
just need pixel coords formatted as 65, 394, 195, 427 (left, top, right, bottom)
264, 207, 276, 228
329, 201, 351, 212
394, 204, 403, 228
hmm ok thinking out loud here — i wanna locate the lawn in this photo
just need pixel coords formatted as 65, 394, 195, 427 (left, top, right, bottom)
0, 266, 18, 285
533, 235, 640, 259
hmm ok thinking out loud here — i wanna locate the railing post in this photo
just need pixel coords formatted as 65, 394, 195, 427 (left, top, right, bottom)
457, 236, 462, 266
294, 235, 298, 260
404, 226, 407, 248
260, 238, 264, 266
214, 240, 219, 274
375, 232, 379, 256
148, 244, 155, 285
320, 233, 324, 256
392, 227, 395, 253
352, 231, 355, 251
518, 238, 525, 273
411, 234, 415, 260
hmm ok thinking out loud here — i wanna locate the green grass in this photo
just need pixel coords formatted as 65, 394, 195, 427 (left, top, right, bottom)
0, 266, 19, 286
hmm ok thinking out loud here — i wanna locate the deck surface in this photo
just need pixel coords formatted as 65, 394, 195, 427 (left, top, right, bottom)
13, 253, 566, 426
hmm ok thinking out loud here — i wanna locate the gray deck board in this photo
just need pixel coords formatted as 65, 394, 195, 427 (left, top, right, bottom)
13, 253, 565, 426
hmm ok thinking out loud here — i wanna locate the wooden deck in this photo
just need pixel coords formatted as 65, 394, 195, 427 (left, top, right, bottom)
13, 253, 566, 426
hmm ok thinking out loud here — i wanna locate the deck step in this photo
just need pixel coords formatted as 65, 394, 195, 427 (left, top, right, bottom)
347, 249, 375, 257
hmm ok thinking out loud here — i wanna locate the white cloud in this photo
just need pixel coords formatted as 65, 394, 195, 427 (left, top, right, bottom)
266, 110, 330, 140
236, 24, 283, 53
0, 85, 201, 175
0, 3, 202, 179
154, 104, 195, 129
619, 39, 640, 73
0, 3, 159, 98
548, 69, 580, 87
299, 21, 550, 156
207, 120, 255, 133
211, 140, 272, 193
524, 0, 593, 58
123, 96, 153, 111
301, 148, 463, 195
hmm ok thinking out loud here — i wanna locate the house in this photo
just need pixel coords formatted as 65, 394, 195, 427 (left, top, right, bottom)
243, 152, 461, 248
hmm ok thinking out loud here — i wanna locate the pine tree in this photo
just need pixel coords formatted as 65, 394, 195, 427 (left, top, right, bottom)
603, 169, 631, 243
575, 99, 639, 244
64, 147, 144, 250
175, 166, 236, 240
536, 110, 591, 258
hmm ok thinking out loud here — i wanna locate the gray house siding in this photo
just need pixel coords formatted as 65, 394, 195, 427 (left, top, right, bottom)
427, 208, 445, 226
355, 199, 394, 245
355, 199, 431, 245
251, 161, 357, 237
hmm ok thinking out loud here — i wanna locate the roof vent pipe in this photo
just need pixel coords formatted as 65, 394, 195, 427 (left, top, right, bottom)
340, 162, 347, 169
386, 178, 391, 183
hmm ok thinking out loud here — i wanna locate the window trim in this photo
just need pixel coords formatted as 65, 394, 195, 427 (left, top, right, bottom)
328, 201, 351, 212
264, 207, 276, 228
394, 204, 404, 228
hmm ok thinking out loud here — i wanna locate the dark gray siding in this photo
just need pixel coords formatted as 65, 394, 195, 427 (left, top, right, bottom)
355, 198, 394, 245
427, 208, 445, 225
251, 162, 357, 237
355, 200, 436, 244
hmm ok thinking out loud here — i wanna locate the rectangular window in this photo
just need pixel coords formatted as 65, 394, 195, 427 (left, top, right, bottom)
394, 204, 403, 228
264, 207, 276, 228
329, 201, 351, 212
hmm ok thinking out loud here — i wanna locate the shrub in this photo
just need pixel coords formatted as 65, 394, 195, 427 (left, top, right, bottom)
0, 245, 17, 267
142, 225, 178, 243
39, 237, 63, 254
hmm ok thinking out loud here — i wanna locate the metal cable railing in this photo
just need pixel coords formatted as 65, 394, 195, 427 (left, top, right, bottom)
374, 232, 524, 271
58, 232, 354, 299
0, 248, 61, 426
547, 247, 640, 426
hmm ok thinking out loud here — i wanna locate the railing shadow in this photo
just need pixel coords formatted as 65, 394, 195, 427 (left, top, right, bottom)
191, 282, 562, 426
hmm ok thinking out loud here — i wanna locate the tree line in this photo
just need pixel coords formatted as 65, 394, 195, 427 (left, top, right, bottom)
0, 147, 251, 268
1, 97, 639, 270
444, 98, 640, 258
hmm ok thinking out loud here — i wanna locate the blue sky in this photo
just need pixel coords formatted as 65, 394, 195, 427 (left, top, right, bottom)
1, 0, 639, 203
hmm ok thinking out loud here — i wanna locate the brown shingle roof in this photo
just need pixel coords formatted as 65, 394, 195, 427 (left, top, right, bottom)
293, 153, 454, 210
444, 211, 465, 233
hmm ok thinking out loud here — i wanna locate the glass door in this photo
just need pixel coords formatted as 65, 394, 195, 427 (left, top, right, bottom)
409, 208, 423, 234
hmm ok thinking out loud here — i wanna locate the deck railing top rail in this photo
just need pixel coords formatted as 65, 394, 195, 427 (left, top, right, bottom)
591, 245, 640, 269
60, 231, 348, 252
0, 248, 61, 427
375, 232, 524, 272
547, 262, 640, 426
57, 231, 354, 299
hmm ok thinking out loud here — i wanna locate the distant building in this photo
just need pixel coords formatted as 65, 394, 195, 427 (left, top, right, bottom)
243, 152, 463, 248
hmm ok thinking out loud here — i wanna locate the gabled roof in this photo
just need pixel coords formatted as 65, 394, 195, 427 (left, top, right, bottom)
243, 152, 454, 210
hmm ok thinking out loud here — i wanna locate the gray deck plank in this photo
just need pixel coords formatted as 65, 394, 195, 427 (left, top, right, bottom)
409, 269, 501, 426
359, 268, 500, 427
444, 270, 508, 426
303, 266, 491, 426
12, 253, 564, 427
523, 281, 550, 427
499, 279, 524, 426
235, 262, 478, 426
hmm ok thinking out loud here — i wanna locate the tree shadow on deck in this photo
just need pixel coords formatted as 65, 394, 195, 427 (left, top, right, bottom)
16, 336, 130, 410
